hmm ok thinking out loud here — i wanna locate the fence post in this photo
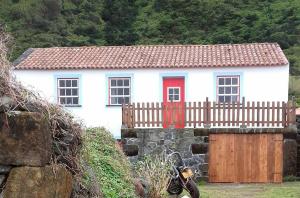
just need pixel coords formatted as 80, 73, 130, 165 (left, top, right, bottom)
204, 97, 211, 128
132, 103, 135, 128
241, 97, 245, 127
122, 103, 129, 129
291, 96, 296, 125
122, 103, 125, 126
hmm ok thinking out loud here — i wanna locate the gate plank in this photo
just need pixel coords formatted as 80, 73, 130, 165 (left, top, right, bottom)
209, 133, 282, 183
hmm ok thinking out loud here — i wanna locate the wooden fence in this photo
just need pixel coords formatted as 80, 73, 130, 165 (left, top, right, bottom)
122, 98, 296, 128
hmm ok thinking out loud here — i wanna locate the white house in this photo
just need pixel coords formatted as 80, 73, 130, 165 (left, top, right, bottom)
13, 43, 289, 138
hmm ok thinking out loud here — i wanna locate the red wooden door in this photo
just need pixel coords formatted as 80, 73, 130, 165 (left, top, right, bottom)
163, 77, 185, 128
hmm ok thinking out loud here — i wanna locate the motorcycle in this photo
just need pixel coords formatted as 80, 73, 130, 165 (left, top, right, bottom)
166, 152, 200, 198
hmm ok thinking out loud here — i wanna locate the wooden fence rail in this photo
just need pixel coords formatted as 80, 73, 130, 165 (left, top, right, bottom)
122, 98, 296, 128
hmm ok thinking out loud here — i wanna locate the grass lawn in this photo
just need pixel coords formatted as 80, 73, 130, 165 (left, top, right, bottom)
181, 182, 300, 198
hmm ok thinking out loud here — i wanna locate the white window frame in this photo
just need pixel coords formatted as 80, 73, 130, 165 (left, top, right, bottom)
217, 76, 240, 103
167, 87, 181, 102
109, 77, 131, 105
57, 78, 79, 106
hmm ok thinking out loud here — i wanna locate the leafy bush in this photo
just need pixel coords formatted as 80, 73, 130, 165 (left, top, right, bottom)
82, 127, 136, 198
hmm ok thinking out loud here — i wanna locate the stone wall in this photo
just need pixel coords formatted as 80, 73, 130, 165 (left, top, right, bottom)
0, 112, 73, 198
122, 128, 209, 182
122, 126, 298, 182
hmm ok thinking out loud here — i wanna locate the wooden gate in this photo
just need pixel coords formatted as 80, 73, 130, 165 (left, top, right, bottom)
209, 133, 283, 183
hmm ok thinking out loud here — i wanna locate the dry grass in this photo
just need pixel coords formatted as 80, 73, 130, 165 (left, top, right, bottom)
0, 26, 87, 197
134, 154, 171, 198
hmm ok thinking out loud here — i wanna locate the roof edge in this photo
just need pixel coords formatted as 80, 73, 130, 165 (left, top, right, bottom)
13, 48, 35, 67
20, 42, 281, 50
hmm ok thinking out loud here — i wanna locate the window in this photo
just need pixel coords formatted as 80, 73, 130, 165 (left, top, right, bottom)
217, 76, 240, 103
109, 77, 131, 105
57, 78, 79, 106
167, 87, 180, 102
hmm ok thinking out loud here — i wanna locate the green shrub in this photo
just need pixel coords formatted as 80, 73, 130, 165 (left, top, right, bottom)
283, 175, 300, 182
82, 127, 136, 198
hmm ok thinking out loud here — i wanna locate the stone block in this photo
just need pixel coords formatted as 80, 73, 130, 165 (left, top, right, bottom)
146, 142, 157, 150
283, 131, 297, 140
182, 129, 195, 138
194, 129, 209, 136
148, 131, 164, 142
203, 136, 209, 143
0, 112, 52, 166
0, 165, 11, 174
199, 163, 208, 172
158, 139, 164, 145
0, 175, 6, 187
204, 154, 209, 163
121, 129, 137, 138
123, 144, 139, 156
191, 143, 209, 154
3, 165, 73, 198
296, 134, 300, 144
283, 139, 298, 176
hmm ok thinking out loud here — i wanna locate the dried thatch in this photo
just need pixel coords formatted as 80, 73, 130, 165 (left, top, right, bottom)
0, 26, 88, 197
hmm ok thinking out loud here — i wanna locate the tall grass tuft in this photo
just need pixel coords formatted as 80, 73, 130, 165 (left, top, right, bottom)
134, 154, 171, 198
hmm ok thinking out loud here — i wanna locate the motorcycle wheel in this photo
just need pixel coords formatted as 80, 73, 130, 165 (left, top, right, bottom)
185, 179, 200, 198
167, 179, 183, 195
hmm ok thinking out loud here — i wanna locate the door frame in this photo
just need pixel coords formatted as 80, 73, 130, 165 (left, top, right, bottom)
159, 73, 188, 102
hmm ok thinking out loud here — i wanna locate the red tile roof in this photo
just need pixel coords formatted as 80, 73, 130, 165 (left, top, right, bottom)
14, 43, 288, 70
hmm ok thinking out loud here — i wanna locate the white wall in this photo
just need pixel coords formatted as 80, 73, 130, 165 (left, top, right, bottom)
14, 65, 289, 137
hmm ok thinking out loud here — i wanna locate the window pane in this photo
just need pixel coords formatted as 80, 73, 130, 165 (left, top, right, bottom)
59, 80, 65, 87
118, 88, 123, 95
169, 95, 173, 101
111, 97, 118, 104
66, 80, 72, 87
72, 89, 78, 96
232, 96, 238, 102
72, 80, 78, 87
124, 88, 129, 95
59, 89, 65, 96
67, 98, 72, 104
174, 88, 179, 94
111, 80, 116, 86
169, 89, 173, 94
174, 95, 179, 101
219, 96, 224, 102
73, 97, 79, 104
225, 78, 231, 85
124, 79, 129, 86
225, 96, 231, 102
60, 98, 66, 104
66, 89, 71, 96
118, 97, 124, 104
232, 78, 238, 85
219, 87, 224, 94
124, 97, 130, 104
111, 88, 117, 95
225, 87, 231, 94
117, 80, 123, 86
219, 78, 224, 85
232, 87, 238, 94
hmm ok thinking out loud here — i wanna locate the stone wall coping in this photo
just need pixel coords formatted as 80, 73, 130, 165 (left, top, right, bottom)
121, 126, 297, 138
